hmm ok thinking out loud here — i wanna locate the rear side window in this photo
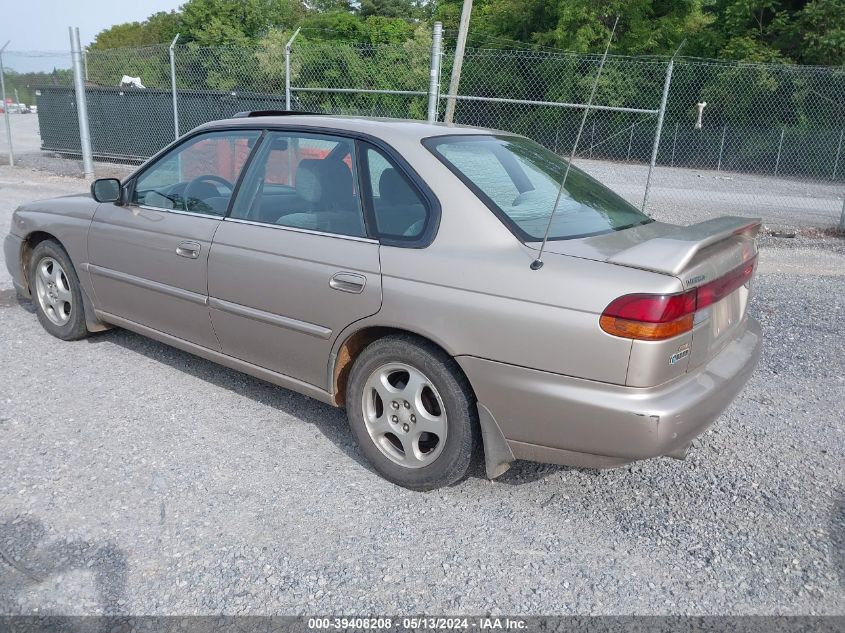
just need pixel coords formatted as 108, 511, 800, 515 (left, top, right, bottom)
425, 135, 651, 241
363, 145, 428, 240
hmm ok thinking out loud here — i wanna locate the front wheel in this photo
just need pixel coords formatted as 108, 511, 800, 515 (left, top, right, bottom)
346, 335, 478, 491
28, 240, 89, 341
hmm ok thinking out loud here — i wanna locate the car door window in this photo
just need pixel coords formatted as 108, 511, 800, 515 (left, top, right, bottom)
133, 130, 260, 216
363, 146, 429, 240
231, 131, 366, 238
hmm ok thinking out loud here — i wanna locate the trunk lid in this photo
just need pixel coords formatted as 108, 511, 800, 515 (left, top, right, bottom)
538, 216, 761, 372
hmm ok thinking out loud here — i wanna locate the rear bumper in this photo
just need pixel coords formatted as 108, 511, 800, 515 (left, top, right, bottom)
457, 317, 762, 469
3, 232, 28, 297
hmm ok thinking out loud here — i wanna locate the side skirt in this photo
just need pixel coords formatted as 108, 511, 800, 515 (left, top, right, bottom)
95, 310, 337, 406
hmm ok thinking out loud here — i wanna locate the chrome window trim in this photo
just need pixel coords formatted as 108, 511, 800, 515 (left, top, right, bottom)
135, 204, 225, 220
223, 217, 379, 244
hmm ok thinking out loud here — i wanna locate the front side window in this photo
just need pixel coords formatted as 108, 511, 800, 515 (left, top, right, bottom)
231, 131, 366, 238
425, 135, 651, 241
133, 130, 260, 215
363, 145, 428, 240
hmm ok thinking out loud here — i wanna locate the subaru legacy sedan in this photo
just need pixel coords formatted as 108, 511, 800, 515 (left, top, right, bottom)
4, 114, 762, 490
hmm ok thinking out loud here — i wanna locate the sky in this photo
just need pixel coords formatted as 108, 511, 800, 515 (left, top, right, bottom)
2, 0, 182, 72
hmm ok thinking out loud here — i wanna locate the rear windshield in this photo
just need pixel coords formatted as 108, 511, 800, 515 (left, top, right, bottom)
424, 134, 651, 241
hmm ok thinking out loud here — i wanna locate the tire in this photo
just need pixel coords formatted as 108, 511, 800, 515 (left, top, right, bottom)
345, 334, 478, 491
28, 240, 89, 341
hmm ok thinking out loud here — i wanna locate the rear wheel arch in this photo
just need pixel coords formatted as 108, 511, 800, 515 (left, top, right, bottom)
330, 326, 472, 407
332, 326, 517, 481
342, 331, 481, 489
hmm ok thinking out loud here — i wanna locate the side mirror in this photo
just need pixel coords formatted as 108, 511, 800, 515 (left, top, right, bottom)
91, 178, 122, 203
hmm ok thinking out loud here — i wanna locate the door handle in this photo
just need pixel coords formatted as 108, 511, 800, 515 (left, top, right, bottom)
330, 272, 366, 294
175, 241, 201, 259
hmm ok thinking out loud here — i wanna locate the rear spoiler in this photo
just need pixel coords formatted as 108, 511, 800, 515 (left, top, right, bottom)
609, 216, 762, 276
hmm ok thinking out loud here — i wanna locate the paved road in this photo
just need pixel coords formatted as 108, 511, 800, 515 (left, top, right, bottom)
576, 159, 845, 230
0, 165, 843, 615
0, 112, 42, 158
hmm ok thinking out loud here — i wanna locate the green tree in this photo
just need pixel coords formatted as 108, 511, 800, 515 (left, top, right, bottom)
360, 0, 419, 19
363, 15, 417, 43
795, 0, 845, 65
434, 0, 708, 56
181, 0, 307, 45
681, 0, 845, 64
306, 0, 356, 10
713, 0, 792, 61
299, 9, 369, 40
90, 11, 182, 49
3, 69, 74, 105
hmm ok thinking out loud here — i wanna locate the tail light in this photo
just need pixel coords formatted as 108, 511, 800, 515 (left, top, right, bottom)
600, 255, 757, 341
599, 291, 696, 341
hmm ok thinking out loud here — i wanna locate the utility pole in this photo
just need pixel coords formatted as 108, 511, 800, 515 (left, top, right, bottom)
444, 0, 472, 125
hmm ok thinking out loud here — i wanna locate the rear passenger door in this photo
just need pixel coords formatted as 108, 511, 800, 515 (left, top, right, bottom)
207, 130, 381, 389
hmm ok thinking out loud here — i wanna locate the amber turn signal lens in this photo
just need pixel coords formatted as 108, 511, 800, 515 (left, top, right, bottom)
599, 314, 695, 341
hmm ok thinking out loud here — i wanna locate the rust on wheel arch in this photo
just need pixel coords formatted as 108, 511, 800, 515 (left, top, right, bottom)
331, 327, 393, 407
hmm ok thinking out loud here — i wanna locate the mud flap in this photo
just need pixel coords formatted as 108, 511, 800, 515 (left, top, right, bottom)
477, 403, 515, 479
81, 286, 111, 333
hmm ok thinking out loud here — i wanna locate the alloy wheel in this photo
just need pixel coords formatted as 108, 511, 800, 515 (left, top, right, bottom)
34, 256, 73, 326
361, 362, 448, 468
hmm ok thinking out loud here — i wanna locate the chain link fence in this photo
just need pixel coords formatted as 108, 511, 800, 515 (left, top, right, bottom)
643, 58, 845, 226
441, 49, 666, 160
0, 50, 73, 160
1, 31, 843, 229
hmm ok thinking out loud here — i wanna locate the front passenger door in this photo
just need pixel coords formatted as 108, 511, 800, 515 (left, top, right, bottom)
87, 130, 260, 348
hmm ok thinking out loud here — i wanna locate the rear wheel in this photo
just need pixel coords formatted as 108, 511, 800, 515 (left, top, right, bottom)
28, 240, 89, 341
346, 335, 478, 490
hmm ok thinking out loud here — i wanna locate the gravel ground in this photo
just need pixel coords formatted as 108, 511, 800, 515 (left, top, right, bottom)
0, 165, 843, 616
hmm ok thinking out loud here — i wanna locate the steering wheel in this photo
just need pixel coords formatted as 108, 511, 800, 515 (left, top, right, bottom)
183, 175, 234, 212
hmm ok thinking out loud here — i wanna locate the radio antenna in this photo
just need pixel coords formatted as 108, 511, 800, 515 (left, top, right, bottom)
530, 16, 619, 270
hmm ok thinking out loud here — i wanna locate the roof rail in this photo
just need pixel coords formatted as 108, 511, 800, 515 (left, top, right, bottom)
231, 110, 323, 118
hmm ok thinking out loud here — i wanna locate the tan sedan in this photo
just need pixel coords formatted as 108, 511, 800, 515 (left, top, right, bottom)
4, 114, 762, 490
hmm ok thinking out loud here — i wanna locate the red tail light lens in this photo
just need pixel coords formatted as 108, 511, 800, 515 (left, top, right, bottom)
601, 292, 697, 323
696, 256, 757, 310
600, 291, 696, 341
600, 255, 757, 341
